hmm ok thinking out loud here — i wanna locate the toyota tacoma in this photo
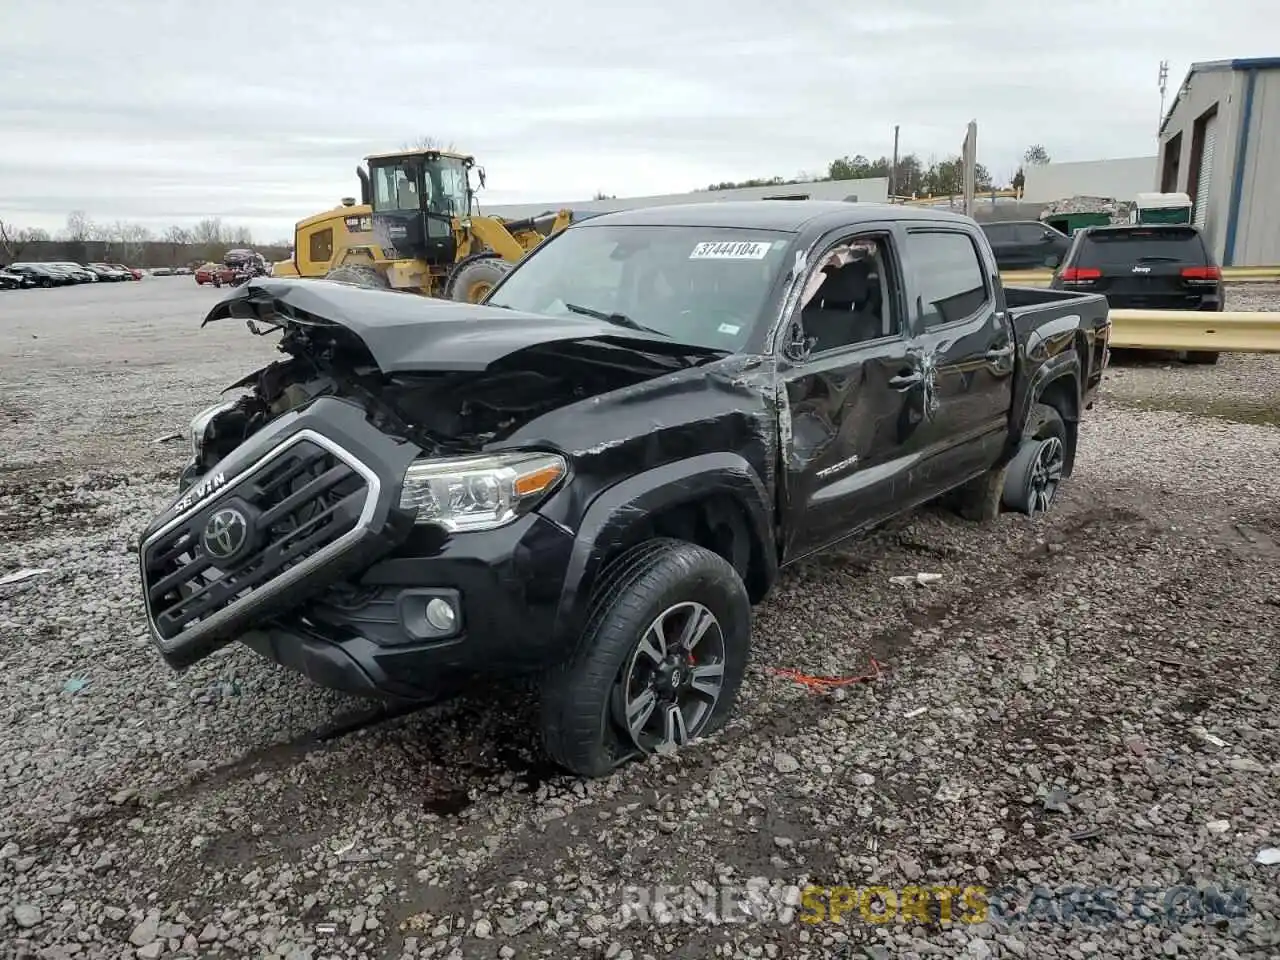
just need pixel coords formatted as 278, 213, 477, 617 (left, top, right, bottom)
138, 201, 1111, 776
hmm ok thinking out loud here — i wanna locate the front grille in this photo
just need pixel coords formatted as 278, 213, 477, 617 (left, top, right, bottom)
142, 436, 374, 644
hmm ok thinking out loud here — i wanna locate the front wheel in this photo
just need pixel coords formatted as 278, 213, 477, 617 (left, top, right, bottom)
447, 254, 511, 303
540, 539, 751, 777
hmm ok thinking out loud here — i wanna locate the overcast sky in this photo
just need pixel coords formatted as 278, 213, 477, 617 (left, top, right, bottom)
2, 0, 1273, 242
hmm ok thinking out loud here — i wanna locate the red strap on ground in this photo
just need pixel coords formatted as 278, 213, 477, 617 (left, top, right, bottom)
769, 657, 884, 690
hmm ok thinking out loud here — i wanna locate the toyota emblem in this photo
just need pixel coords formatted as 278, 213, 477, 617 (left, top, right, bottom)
201, 507, 249, 560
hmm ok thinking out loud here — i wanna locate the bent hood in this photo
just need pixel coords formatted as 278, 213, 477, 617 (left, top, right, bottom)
202, 277, 726, 373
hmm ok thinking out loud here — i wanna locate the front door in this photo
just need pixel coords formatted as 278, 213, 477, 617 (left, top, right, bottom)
778, 227, 929, 561
898, 227, 1016, 500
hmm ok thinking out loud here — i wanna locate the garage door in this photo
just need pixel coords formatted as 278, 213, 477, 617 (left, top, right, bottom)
1194, 115, 1217, 228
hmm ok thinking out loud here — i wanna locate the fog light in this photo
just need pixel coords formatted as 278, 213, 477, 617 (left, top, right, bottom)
425, 598, 457, 632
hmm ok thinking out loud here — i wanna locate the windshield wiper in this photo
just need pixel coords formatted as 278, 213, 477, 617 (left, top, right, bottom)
564, 302, 669, 337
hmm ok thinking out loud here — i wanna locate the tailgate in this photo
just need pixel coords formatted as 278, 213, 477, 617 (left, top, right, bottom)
1066, 227, 1219, 310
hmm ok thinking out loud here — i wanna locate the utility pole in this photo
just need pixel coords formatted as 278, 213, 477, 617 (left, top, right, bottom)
890, 125, 900, 202
1157, 60, 1169, 134
961, 120, 977, 218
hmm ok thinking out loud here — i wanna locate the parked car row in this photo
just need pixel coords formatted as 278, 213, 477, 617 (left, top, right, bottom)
0, 261, 143, 289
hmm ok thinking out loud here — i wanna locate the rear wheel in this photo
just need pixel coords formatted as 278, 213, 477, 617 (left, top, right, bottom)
540, 539, 751, 777
324, 264, 389, 289
447, 255, 511, 303
1001, 403, 1067, 517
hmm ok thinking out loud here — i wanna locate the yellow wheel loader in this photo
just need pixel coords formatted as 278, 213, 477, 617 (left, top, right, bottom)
271, 149, 588, 302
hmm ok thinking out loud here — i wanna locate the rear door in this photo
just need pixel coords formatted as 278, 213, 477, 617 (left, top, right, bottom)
1067, 227, 1220, 310
898, 225, 1016, 498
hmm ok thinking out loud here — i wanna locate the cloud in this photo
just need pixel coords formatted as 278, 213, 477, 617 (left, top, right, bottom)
1, 0, 1272, 238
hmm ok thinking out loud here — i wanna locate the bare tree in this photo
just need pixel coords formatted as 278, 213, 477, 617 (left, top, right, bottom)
230, 225, 253, 245
117, 223, 152, 263
92, 221, 123, 259
401, 135, 457, 152
191, 217, 226, 245
0, 220, 50, 262
63, 210, 95, 242
161, 225, 194, 267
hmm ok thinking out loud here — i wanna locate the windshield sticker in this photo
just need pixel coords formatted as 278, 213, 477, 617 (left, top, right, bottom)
689, 241, 772, 260
717, 323, 741, 335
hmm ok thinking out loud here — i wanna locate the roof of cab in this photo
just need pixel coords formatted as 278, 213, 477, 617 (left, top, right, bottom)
573, 200, 976, 232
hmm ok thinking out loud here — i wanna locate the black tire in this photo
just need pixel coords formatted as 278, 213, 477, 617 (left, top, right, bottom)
1022, 401, 1066, 445
447, 255, 511, 303
1185, 351, 1220, 365
540, 538, 752, 778
951, 402, 1067, 522
325, 264, 389, 289
1001, 402, 1067, 516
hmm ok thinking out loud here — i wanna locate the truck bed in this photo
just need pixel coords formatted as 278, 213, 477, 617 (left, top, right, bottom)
1004, 285, 1111, 401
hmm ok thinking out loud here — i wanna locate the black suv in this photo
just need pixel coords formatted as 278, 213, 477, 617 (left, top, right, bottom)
1050, 224, 1224, 363
981, 220, 1071, 271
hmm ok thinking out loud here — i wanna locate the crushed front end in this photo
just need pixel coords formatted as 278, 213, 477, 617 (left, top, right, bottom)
137, 278, 699, 701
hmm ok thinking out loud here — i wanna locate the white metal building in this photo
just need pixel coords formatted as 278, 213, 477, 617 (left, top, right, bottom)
1157, 57, 1280, 267
1021, 156, 1157, 204
479, 176, 889, 220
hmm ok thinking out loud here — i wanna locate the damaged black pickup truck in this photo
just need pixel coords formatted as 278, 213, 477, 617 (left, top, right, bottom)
139, 201, 1110, 776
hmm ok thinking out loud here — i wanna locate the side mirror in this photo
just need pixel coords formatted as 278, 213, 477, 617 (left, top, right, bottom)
477, 167, 487, 188
782, 319, 813, 362
1044, 254, 1060, 269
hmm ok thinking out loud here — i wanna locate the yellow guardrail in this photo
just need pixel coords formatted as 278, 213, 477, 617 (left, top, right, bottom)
1001, 266, 1280, 288
1107, 310, 1280, 353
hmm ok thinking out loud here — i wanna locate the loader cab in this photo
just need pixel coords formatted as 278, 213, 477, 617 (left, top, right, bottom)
362, 150, 475, 265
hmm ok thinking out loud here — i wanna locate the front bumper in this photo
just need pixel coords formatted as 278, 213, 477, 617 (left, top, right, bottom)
139, 396, 578, 700
238, 510, 577, 701
139, 398, 420, 669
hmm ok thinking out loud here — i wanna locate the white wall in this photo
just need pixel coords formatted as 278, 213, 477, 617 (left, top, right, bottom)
480, 177, 889, 219
1022, 157, 1158, 203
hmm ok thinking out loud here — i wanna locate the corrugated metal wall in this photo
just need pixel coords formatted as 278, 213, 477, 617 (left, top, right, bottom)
1158, 68, 1239, 265
1229, 69, 1280, 266
1193, 115, 1218, 228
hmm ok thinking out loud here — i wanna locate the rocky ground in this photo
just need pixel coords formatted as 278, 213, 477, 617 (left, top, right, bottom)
0, 280, 1277, 960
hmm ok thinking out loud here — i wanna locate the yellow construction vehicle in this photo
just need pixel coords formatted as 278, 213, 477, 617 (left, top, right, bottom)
271, 148, 582, 302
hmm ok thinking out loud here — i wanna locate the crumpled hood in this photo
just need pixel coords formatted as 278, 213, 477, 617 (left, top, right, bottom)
201, 277, 725, 373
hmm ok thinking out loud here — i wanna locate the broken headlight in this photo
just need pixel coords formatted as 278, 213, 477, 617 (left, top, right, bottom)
398, 451, 567, 532
189, 400, 240, 462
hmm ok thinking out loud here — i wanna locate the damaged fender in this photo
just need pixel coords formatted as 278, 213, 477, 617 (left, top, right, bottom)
552, 451, 778, 645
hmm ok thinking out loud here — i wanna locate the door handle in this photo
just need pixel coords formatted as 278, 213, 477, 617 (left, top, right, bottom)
986, 344, 1015, 361
889, 369, 923, 389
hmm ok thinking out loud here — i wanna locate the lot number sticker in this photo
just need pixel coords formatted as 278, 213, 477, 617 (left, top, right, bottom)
689, 240, 772, 260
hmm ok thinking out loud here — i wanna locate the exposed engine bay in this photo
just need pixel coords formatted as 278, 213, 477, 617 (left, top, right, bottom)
193, 314, 700, 474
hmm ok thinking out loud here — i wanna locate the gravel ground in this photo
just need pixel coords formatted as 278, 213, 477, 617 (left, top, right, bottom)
1, 279, 1277, 960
